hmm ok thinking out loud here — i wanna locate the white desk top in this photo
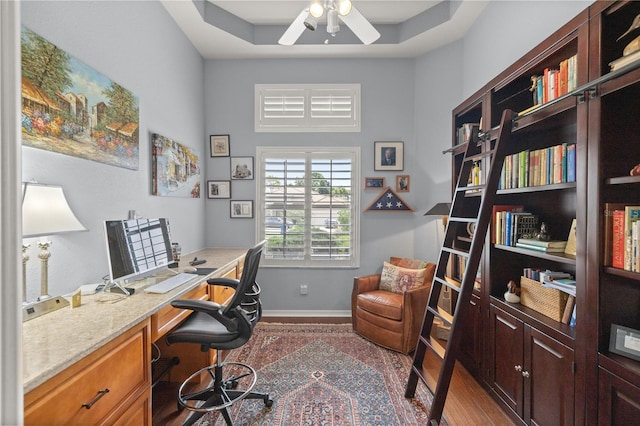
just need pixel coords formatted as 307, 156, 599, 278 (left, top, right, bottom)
22, 247, 247, 393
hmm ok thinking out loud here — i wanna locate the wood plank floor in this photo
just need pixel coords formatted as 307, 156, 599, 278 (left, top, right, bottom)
152, 318, 516, 426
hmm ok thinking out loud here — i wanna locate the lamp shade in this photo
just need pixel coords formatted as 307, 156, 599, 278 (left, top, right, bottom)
424, 202, 451, 216
22, 183, 87, 238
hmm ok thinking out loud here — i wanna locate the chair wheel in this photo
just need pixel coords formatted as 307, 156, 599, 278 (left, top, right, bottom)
264, 398, 273, 408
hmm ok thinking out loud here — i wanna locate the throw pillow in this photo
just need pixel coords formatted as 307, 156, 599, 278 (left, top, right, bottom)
390, 256, 428, 269
380, 261, 427, 294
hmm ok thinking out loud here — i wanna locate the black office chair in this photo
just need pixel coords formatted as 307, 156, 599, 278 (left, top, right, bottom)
166, 241, 272, 426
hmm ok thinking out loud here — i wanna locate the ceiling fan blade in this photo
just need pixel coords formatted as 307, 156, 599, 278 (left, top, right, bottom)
279, 9, 309, 45
339, 6, 380, 45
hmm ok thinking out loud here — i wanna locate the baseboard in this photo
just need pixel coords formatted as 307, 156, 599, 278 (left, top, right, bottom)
262, 310, 351, 318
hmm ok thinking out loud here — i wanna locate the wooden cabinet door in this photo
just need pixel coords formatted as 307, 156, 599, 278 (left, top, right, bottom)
459, 293, 482, 375
489, 306, 524, 417
524, 326, 574, 426
598, 367, 640, 426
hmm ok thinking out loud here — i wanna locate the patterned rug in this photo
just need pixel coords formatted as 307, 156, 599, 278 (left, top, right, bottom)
194, 323, 444, 426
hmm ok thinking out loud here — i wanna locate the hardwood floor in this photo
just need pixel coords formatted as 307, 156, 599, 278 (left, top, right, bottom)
152, 317, 516, 426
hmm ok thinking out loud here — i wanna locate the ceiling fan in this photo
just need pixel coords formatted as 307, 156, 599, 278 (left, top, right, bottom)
279, 0, 381, 46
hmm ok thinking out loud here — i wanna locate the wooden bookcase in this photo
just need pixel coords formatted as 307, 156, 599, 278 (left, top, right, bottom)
449, 1, 640, 424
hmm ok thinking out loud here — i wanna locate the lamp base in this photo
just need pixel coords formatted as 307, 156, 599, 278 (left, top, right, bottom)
22, 296, 70, 322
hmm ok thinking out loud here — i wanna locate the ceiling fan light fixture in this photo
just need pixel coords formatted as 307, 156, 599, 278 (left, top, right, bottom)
304, 14, 318, 31
326, 9, 340, 34
337, 0, 352, 16
309, 2, 324, 18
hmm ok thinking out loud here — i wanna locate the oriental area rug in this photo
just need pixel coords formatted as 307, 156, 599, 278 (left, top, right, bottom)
195, 323, 445, 426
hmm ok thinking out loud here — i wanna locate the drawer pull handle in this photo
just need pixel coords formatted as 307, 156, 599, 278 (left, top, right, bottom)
82, 388, 110, 409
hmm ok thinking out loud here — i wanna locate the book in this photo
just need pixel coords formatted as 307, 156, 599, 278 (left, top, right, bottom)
609, 49, 640, 71
564, 219, 577, 256
516, 242, 567, 253
604, 203, 627, 266
566, 143, 576, 183
517, 238, 567, 248
613, 210, 626, 269
542, 279, 576, 296
492, 205, 524, 244
562, 295, 576, 325
624, 206, 640, 271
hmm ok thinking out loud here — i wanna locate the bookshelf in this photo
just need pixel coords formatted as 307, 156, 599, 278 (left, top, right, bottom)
448, 2, 640, 424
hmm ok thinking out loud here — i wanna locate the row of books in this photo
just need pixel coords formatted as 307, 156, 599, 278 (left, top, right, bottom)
528, 54, 578, 110
498, 142, 576, 190
522, 268, 576, 325
456, 122, 479, 145
492, 205, 539, 246
603, 204, 640, 272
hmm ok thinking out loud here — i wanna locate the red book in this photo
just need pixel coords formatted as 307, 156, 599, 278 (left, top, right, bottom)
604, 203, 626, 266
612, 210, 625, 269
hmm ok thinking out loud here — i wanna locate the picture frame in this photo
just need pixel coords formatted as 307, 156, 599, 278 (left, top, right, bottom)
230, 200, 253, 218
210, 134, 230, 157
230, 156, 254, 180
364, 177, 385, 189
396, 174, 410, 192
207, 180, 231, 199
609, 324, 640, 361
374, 141, 404, 171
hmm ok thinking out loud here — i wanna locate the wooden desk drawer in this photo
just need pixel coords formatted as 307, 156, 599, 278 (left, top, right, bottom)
151, 282, 208, 341
25, 321, 150, 426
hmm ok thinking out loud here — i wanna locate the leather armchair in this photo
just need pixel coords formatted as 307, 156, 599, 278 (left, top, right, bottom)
351, 263, 435, 354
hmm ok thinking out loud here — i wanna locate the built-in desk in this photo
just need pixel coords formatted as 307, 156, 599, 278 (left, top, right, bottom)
23, 247, 247, 425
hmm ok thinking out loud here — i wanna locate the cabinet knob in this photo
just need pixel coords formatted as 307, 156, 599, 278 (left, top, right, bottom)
522, 370, 530, 378
82, 388, 110, 409
514, 365, 522, 372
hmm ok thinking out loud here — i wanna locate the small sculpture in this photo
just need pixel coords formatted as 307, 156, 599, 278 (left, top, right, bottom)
630, 163, 640, 176
504, 280, 521, 304
536, 222, 551, 241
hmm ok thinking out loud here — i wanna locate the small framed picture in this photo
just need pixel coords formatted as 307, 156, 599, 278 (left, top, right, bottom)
230, 156, 254, 180
364, 177, 385, 189
230, 200, 253, 218
210, 134, 230, 157
374, 141, 404, 171
207, 180, 231, 199
396, 175, 410, 192
609, 324, 640, 361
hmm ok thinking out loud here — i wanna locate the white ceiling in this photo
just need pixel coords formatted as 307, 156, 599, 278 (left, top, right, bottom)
161, 0, 488, 59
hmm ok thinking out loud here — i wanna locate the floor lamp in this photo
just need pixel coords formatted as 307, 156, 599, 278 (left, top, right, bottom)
22, 182, 86, 321
424, 202, 452, 317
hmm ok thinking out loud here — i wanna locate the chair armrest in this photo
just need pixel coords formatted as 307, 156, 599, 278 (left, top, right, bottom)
403, 283, 431, 317
352, 274, 381, 295
207, 277, 239, 289
171, 299, 236, 330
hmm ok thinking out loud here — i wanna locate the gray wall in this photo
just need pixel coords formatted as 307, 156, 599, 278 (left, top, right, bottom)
21, 1, 205, 299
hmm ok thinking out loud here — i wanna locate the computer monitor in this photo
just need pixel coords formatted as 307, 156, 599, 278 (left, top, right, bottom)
104, 218, 173, 293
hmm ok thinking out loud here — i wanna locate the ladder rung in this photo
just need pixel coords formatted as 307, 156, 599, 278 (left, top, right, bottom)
463, 149, 495, 163
419, 335, 446, 359
433, 276, 462, 293
448, 216, 477, 224
427, 306, 454, 327
441, 246, 469, 258
456, 184, 486, 192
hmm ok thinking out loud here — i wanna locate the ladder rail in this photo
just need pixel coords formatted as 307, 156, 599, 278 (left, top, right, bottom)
405, 109, 515, 424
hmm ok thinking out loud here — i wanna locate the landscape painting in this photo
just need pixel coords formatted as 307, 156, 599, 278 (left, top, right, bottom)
151, 133, 201, 198
21, 27, 140, 170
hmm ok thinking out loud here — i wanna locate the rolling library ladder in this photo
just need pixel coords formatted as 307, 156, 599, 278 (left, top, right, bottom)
405, 109, 515, 424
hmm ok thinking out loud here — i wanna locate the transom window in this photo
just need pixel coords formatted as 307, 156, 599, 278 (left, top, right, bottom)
256, 146, 360, 268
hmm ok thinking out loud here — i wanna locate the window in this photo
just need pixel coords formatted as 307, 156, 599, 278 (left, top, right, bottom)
255, 84, 360, 132
256, 146, 360, 268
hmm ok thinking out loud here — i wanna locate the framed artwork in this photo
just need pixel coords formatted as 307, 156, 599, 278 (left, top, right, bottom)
151, 133, 201, 198
230, 200, 253, 218
374, 141, 404, 171
396, 175, 410, 192
609, 324, 640, 361
210, 134, 230, 157
364, 177, 385, 189
231, 156, 254, 180
21, 27, 140, 170
207, 180, 231, 199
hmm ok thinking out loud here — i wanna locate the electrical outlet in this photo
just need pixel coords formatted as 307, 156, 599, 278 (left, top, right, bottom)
300, 284, 308, 295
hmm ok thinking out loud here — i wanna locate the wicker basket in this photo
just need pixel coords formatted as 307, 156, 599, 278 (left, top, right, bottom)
520, 276, 569, 322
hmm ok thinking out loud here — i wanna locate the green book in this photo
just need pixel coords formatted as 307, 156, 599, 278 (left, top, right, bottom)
517, 238, 567, 248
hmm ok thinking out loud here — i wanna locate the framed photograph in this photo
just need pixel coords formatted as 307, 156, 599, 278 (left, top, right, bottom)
396, 175, 410, 192
210, 134, 230, 157
374, 141, 404, 171
230, 156, 254, 180
364, 177, 385, 189
207, 180, 231, 199
609, 324, 640, 361
230, 200, 253, 218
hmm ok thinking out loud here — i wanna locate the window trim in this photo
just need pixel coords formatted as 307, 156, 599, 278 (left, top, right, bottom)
255, 84, 361, 133
256, 146, 360, 268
